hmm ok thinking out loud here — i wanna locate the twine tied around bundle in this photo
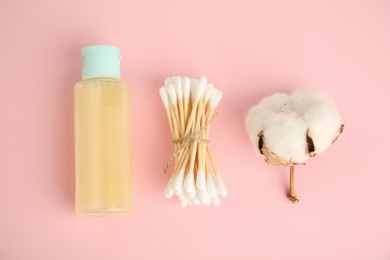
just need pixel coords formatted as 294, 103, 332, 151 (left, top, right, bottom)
163, 113, 216, 174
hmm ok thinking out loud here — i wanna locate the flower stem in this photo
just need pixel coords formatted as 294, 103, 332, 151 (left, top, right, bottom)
287, 165, 299, 203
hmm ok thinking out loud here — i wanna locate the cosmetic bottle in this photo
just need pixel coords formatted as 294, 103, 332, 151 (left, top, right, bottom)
74, 45, 131, 215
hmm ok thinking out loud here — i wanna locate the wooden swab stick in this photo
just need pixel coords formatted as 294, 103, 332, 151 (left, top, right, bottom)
172, 143, 190, 177
195, 97, 206, 190
200, 84, 214, 173
174, 77, 185, 138
161, 76, 225, 206
184, 78, 206, 136
187, 117, 199, 175
159, 87, 174, 136
167, 84, 182, 138
187, 84, 205, 182
182, 77, 191, 125
207, 145, 218, 176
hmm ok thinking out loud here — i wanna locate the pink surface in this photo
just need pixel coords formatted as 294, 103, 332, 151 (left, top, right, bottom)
1, 0, 390, 259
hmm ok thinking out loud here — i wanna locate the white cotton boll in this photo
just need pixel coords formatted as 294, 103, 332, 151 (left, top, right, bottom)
245, 92, 292, 137
263, 112, 309, 163
291, 90, 341, 154
246, 93, 310, 163
245, 90, 343, 202
246, 90, 342, 165
173, 170, 185, 191
261, 93, 292, 113
196, 168, 206, 190
303, 101, 341, 153
245, 104, 275, 151
215, 175, 228, 197
291, 90, 331, 116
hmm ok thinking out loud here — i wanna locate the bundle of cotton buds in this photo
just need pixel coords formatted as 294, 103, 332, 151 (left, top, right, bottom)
160, 76, 227, 207
246, 90, 343, 202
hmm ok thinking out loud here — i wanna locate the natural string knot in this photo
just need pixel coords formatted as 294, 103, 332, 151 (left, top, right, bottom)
163, 113, 216, 174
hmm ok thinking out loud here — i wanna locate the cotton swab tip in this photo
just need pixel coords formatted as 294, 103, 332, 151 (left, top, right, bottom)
164, 77, 172, 86
198, 76, 207, 96
192, 198, 201, 205
167, 83, 177, 106
198, 189, 208, 204
212, 196, 221, 206
174, 77, 183, 100
183, 77, 190, 100
175, 190, 183, 196
164, 189, 174, 199
215, 175, 228, 197
208, 88, 219, 108
206, 173, 217, 197
173, 170, 185, 191
159, 87, 169, 109
215, 90, 223, 107
184, 171, 195, 193
177, 193, 186, 201
204, 83, 214, 102
190, 79, 199, 88
196, 168, 206, 190
190, 80, 201, 100
199, 76, 208, 88
187, 191, 196, 200
180, 199, 188, 207
164, 180, 175, 198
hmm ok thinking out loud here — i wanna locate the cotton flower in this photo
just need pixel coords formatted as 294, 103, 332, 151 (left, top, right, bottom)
246, 90, 344, 202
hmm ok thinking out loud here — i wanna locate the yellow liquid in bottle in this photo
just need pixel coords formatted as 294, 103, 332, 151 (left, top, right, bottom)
74, 78, 131, 215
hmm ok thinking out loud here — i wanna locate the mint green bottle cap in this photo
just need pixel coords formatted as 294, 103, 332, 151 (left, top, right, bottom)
81, 45, 121, 80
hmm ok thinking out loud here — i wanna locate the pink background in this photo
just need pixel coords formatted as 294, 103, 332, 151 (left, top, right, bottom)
1, 0, 390, 259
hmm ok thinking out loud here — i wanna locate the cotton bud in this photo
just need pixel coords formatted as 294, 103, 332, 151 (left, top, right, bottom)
246, 90, 344, 203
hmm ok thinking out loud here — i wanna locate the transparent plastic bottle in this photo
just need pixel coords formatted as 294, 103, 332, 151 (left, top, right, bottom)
74, 45, 131, 215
